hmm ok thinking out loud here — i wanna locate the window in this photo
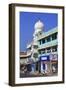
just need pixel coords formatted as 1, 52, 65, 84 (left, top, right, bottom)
42, 39, 45, 44
39, 51, 41, 54
47, 47, 51, 53
39, 40, 41, 45
52, 33, 57, 40
46, 36, 51, 42
52, 46, 57, 52
33, 45, 38, 49
42, 49, 45, 54
39, 49, 45, 54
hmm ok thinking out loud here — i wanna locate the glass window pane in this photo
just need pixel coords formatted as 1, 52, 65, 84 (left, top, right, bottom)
42, 39, 45, 44
46, 36, 51, 42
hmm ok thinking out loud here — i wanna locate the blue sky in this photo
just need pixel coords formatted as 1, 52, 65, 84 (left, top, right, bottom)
20, 12, 58, 51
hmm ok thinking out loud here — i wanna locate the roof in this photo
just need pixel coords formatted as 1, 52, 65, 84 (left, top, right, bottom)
20, 51, 31, 58
20, 52, 27, 58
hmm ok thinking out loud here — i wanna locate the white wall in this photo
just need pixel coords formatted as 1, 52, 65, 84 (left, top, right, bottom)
0, 0, 66, 90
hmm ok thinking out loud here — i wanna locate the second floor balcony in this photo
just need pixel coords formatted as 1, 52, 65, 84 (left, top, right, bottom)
38, 39, 58, 50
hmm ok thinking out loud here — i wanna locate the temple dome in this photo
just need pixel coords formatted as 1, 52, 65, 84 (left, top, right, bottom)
34, 20, 44, 30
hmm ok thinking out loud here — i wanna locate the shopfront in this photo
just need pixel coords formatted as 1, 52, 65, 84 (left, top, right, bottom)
29, 62, 39, 74
26, 58, 39, 74
49, 54, 58, 74
39, 55, 51, 74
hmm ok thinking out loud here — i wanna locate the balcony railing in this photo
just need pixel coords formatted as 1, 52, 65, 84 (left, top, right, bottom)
38, 40, 58, 50
38, 51, 58, 57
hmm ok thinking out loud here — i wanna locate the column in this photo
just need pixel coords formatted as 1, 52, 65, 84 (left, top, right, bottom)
45, 63, 48, 73
41, 62, 44, 73
31, 64, 35, 73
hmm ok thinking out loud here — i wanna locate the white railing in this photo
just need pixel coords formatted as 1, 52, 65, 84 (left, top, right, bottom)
38, 40, 58, 49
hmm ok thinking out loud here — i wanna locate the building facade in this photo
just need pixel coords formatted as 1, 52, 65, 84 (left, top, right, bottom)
20, 20, 58, 76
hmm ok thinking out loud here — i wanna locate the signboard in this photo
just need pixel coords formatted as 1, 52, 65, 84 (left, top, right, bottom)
49, 54, 58, 61
40, 55, 49, 61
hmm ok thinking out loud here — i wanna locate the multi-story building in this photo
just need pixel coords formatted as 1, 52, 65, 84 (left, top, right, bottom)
20, 20, 58, 76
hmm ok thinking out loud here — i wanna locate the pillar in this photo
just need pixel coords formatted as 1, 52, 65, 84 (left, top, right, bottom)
41, 62, 44, 73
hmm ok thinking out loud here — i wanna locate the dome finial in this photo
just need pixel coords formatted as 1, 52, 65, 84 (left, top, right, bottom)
34, 20, 44, 30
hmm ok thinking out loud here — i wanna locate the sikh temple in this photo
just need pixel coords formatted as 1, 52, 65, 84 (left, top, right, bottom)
20, 20, 58, 76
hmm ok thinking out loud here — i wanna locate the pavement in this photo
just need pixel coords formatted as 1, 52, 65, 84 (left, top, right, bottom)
20, 71, 57, 78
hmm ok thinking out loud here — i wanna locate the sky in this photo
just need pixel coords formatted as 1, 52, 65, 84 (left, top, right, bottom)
20, 12, 58, 51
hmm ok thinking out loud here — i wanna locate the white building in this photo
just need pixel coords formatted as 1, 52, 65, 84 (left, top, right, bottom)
20, 20, 58, 75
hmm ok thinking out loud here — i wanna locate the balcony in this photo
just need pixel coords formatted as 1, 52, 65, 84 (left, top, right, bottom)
38, 40, 58, 50
38, 51, 58, 57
